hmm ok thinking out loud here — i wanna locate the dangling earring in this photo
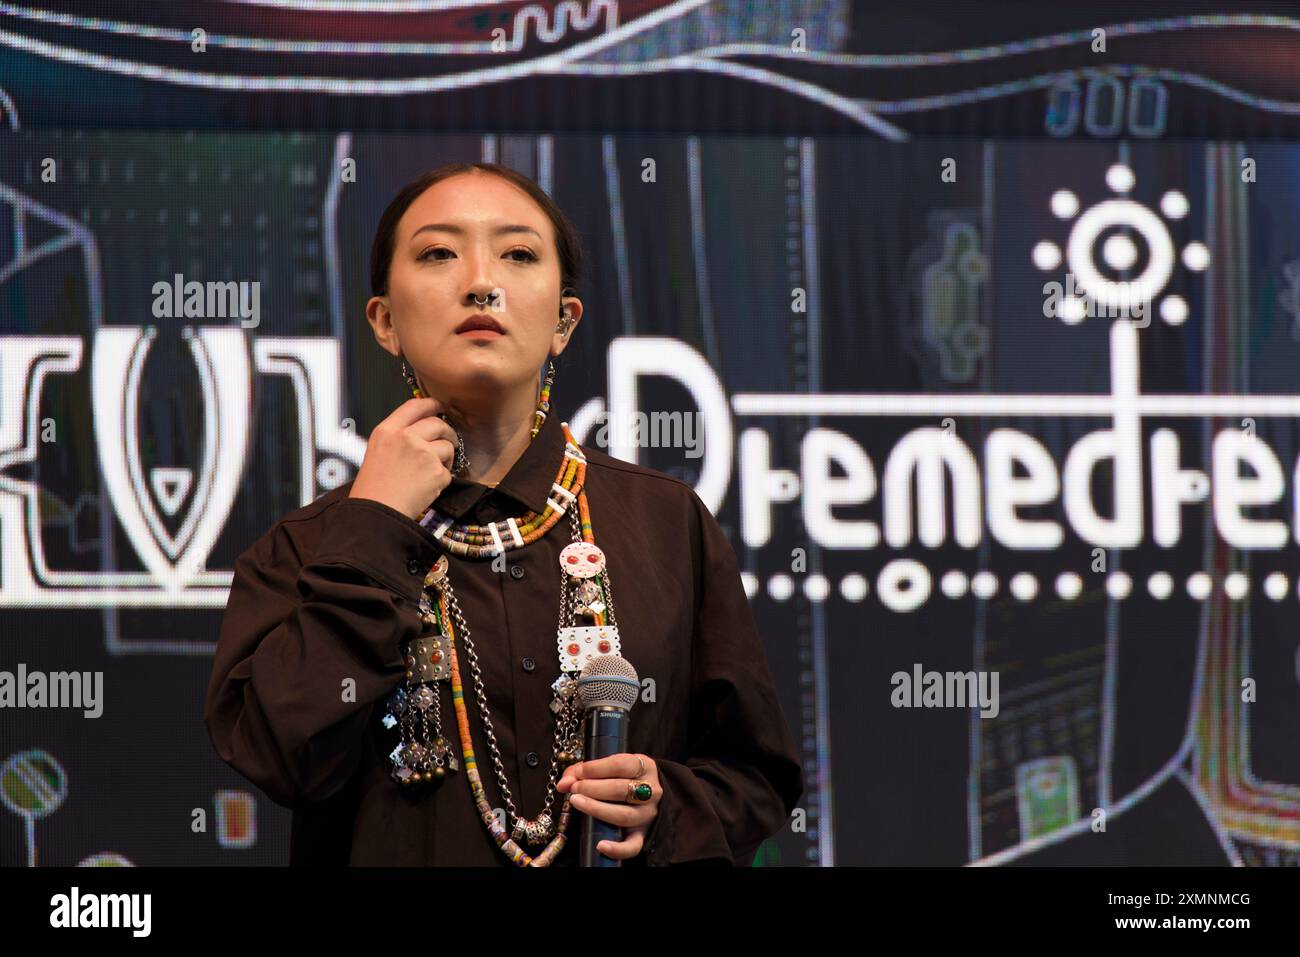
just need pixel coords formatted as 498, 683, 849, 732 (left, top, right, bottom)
402, 356, 470, 475
530, 359, 556, 439
401, 358, 422, 398
530, 306, 568, 439
450, 430, 470, 476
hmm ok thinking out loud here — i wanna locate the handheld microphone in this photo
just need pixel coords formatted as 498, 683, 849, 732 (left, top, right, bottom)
575, 655, 640, 868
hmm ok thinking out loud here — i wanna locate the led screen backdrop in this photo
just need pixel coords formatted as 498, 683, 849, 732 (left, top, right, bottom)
0, 2, 1296, 137
2, 3, 1300, 867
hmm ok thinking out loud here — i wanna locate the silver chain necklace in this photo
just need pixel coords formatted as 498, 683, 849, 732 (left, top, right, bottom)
387, 501, 624, 847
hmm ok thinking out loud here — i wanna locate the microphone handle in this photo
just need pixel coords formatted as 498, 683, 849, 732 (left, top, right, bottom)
579, 707, 628, 868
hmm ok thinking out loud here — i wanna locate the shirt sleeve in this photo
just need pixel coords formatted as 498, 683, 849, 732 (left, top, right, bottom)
204, 496, 443, 808
643, 491, 805, 867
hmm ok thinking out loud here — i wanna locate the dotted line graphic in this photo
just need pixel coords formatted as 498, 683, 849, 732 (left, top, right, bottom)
741, 562, 1296, 612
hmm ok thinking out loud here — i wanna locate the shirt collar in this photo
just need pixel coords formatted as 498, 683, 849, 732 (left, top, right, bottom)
430, 411, 567, 521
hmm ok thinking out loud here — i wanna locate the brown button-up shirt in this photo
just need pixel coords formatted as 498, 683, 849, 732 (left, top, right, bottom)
204, 411, 803, 866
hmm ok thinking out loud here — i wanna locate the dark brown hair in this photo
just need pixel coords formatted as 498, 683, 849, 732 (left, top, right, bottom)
369, 162, 583, 303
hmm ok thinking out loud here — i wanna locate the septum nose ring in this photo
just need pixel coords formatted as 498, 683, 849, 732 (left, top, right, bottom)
472, 292, 495, 306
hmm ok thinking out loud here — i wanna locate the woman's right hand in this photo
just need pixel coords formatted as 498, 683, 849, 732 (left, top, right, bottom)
349, 397, 459, 520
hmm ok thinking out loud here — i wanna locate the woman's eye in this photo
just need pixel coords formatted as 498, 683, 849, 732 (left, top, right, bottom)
417, 248, 535, 262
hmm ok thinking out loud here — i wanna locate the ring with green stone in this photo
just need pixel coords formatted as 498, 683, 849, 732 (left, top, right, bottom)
627, 781, 653, 803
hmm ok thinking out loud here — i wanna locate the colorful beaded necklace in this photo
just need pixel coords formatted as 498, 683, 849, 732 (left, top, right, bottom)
382, 418, 623, 867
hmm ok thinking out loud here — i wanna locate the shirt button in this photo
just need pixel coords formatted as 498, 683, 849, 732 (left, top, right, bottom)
521, 656, 536, 673
525, 751, 540, 768
406, 558, 422, 575
509, 564, 525, 580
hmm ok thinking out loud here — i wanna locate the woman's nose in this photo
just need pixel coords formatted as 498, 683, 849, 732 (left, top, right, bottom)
462, 252, 500, 302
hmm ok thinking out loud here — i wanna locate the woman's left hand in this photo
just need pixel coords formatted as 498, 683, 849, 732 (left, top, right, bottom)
556, 753, 661, 860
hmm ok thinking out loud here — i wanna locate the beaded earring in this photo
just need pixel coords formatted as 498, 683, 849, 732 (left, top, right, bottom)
400, 357, 421, 396
531, 359, 556, 440
528, 306, 569, 439
401, 357, 469, 475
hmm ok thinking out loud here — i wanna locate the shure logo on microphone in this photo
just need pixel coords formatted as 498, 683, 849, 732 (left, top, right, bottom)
49, 887, 151, 937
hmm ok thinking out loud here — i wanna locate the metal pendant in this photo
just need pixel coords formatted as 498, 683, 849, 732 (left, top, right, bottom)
424, 554, 449, 587
389, 734, 459, 784
431, 735, 459, 773
558, 541, 605, 578
549, 673, 574, 714
405, 633, 452, 684
511, 813, 555, 846
383, 686, 408, 726
556, 624, 622, 673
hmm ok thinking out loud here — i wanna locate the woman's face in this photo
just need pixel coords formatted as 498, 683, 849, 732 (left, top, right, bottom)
371, 172, 579, 406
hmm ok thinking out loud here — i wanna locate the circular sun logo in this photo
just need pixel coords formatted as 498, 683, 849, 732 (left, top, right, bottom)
1033, 163, 1209, 326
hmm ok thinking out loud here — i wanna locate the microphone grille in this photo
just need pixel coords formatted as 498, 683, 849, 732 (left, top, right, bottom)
576, 655, 640, 710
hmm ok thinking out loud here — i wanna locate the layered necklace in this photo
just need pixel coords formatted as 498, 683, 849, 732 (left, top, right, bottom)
382, 420, 623, 867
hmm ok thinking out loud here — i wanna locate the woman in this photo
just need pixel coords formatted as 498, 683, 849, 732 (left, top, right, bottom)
204, 162, 803, 866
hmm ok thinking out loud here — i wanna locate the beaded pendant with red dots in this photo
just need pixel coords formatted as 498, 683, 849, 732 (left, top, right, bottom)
555, 541, 621, 672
